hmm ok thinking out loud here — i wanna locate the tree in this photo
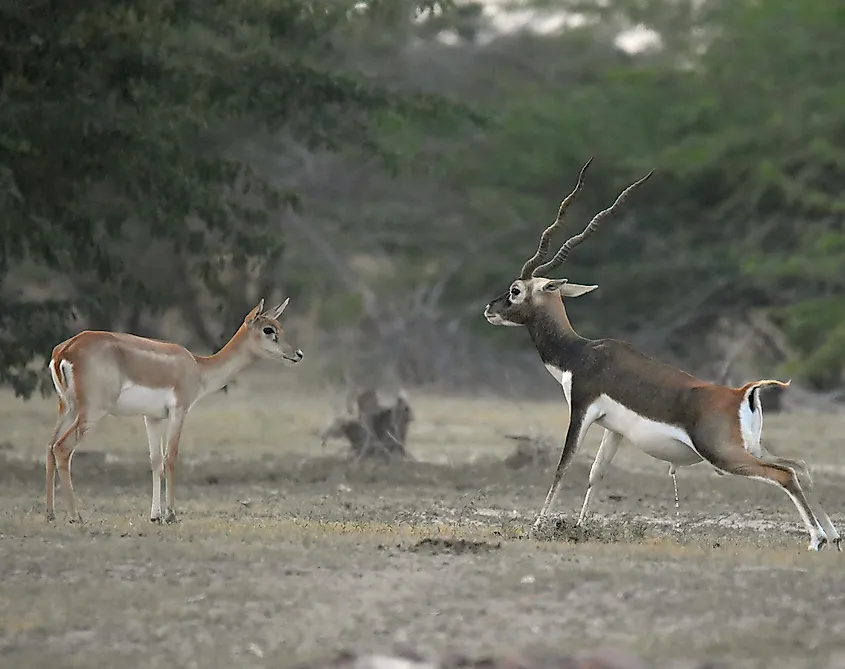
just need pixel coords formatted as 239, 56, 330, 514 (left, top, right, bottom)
371, 0, 845, 389
0, 0, 467, 398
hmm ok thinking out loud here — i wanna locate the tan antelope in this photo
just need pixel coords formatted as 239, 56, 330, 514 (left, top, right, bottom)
46, 298, 303, 524
483, 159, 840, 551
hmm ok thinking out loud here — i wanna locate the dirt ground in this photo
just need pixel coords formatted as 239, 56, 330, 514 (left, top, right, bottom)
1, 370, 844, 669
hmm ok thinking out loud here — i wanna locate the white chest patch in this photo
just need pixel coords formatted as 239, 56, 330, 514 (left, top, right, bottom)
112, 383, 177, 419
543, 364, 703, 467
544, 364, 572, 405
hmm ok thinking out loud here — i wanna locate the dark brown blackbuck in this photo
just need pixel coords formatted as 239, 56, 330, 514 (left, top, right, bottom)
483, 159, 839, 551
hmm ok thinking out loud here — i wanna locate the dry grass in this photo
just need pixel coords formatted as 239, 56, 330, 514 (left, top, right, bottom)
1, 370, 845, 669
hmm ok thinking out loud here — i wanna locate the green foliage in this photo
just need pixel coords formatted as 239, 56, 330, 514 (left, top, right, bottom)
0, 0, 470, 397
383, 0, 845, 387
4, 0, 845, 395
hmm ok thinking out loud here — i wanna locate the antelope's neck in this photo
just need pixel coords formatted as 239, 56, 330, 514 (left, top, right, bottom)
194, 326, 256, 397
526, 305, 587, 370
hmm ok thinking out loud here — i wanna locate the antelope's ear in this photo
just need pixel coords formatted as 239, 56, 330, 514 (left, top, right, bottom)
542, 279, 569, 293
561, 283, 598, 298
245, 299, 265, 325
271, 297, 290, 320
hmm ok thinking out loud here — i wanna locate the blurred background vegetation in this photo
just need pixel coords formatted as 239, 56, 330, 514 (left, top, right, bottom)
2, 0, 845, 402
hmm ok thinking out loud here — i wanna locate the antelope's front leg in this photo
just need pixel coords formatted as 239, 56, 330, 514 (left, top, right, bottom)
531, 402, 593, 538
577, 429, 623, 526
144, 416, 166, 523
163, 410, 186, 524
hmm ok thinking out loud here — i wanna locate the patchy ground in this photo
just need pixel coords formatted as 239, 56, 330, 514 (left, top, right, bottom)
1, 371, 844, 669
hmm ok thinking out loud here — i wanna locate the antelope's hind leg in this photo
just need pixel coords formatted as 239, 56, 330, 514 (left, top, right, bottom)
787, 462, 840, 551
53, 408, 107, 524
716, 450, 828, 551
807, 492, 840, 551
815, 505, 841, 551
46, 405, 76, 522
767, 454, 840, 551
51, 414, 84, 524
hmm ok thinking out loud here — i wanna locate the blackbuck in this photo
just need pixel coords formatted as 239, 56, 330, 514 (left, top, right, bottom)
46, 299, 304, 524
483, 160, 840, 551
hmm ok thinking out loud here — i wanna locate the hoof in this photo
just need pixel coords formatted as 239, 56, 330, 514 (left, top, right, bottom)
45, 511, 55, 523
163, 510, 178, 524
529, 519, 547, 540
833, 537, 842, 552
150, 516, 162, 524
808, 536, 828, 552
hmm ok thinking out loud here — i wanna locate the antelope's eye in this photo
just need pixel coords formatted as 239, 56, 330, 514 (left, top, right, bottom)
262, 326, 274, 336
510, 286, 521, 298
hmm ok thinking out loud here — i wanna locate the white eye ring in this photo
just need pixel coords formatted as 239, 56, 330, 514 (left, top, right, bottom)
510, 287, 520, 297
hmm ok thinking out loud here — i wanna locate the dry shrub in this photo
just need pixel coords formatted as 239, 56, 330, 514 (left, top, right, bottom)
321, 388, 414, 460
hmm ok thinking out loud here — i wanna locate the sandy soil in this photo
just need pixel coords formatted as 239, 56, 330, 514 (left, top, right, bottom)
1, 372, 844, 669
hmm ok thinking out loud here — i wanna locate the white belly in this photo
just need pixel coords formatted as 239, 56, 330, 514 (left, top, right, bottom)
594, 395, 703, 467
543, 363, 703, 468
112, 383, 175, 419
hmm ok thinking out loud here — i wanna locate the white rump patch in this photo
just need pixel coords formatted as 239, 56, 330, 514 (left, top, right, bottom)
48, 358, 62, 393
60, 360, 76, 395
113, 383, 176, 419
49, 359, 76, 408
739, 386, 764, 457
